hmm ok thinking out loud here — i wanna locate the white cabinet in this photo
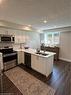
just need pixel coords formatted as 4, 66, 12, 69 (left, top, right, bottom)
37, 57, 46, 75
15, 36, 19, 43
31, 55, 37, 70
17, 51, 24, 64
21, 51, 24, 64
15, 35, 26, 44
31, 54, 54, 77
17, 51, 22, 64
0, 53, 3, 72
14, 31, 26, 44
46, 56, 53, 76
31, 55, 46, 75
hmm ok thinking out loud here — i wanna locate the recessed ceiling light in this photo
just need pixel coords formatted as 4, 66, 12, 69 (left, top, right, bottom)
43, 20, 47, 23
23, 26, 31, 31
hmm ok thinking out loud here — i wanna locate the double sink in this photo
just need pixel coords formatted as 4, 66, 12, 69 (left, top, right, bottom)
36, 52, 48, 56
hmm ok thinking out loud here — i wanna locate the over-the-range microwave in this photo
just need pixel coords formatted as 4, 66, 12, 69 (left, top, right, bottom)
0, 35, 15, 43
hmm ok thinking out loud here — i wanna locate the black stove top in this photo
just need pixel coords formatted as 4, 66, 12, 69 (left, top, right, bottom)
0, 48, 14, 54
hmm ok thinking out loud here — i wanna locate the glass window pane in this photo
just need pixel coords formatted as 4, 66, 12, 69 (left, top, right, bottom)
54, 33, 59, 44
44, 32, 60, 46
47, 34, 52, 45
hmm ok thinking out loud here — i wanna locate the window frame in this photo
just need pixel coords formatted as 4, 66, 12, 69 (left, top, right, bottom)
44, 32, 60, 46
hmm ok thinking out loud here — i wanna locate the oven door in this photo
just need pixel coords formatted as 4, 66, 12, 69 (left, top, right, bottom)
3, 53, 17, 63
3, 53, 17, 71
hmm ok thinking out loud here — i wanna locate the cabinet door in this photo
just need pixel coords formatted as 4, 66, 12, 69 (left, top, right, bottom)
17, 51, 22, 64
0, 53, 3, 70
15, 35, 26, 44
31, 55, 38, 70
21, 52, 24, 64
31, 55, 46, 75
37, 57, 46, 75
15, 36, 20, 43
17, 51, 24, 64
46, 56, 53, 77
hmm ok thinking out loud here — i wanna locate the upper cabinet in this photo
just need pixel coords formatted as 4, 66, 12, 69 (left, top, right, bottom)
0, 27, 26, 44
0, 28, 8, 35
15, 35, 25, 43
14, 30, 26, 44
0, 28, 15, 35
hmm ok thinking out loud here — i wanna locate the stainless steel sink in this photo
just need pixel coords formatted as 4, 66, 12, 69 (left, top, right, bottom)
36, 52, 48, 56
41, 53, 48, 56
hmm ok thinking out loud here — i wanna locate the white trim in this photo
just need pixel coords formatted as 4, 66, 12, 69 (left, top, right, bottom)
59, 58, 71, 63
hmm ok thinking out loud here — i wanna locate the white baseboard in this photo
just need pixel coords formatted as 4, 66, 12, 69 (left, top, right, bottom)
59, 58, 71, 63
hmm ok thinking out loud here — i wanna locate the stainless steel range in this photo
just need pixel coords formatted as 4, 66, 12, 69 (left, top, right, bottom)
0, 48, 17, 71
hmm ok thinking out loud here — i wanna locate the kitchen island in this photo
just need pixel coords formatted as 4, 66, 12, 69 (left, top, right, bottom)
15, 48, 55, 77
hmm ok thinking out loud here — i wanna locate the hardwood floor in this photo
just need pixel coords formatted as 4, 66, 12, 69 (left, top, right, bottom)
0, 73, 22, 95
0, 60, 71, 95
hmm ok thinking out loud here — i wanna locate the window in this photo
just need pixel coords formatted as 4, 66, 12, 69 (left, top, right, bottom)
44, 32, 60, 46
54, 33, 59, 44
47, 34, 53, 45
40, 33, 45, 43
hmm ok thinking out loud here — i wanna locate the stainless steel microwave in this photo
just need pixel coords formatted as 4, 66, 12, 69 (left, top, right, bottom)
0, 35, 15, 42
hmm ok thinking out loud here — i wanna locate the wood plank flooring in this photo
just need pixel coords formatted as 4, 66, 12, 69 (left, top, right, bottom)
0, 60, 71, 95
0, 73, 22, 95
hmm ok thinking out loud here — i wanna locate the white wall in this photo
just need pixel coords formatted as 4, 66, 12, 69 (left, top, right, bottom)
59, 31, 71, 62
25, 31, 40, 49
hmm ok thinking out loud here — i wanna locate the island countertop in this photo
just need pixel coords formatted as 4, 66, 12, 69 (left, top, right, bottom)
15, 48, 55, 58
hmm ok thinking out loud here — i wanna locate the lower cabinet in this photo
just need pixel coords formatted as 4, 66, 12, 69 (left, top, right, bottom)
17, 51, 24, 64
0, 53, 3, 71
17, 51, 54, 77
31, 54, 54, 76
31, 54, 46, 75
21, 52, 24, 64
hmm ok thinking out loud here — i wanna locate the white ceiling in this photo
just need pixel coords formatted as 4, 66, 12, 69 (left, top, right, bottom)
0, 0, 71, 30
